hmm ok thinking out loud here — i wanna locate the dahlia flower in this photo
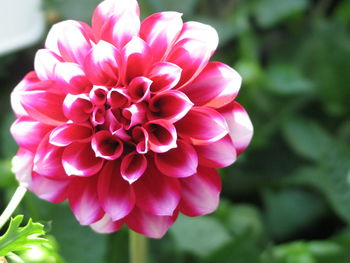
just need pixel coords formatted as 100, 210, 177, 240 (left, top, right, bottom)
10, 0, 253, 238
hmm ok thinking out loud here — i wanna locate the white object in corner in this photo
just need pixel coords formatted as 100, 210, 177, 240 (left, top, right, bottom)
0, 0, 45, 55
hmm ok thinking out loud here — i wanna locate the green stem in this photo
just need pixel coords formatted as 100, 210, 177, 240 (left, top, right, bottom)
0, 185, 27, 230
129, 230, 148, 263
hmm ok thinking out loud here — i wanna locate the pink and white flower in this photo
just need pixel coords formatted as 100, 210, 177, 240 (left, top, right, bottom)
10, 0, 253, 238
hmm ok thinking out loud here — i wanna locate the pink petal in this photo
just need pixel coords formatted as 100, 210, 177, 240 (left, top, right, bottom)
89, 86, 108, 106
49, 123, 93, 147
166, 38, 212, 88
133, 160, 180, 216
100, 11, 140, 49
45, 20, 94, 64
33, 135, 67, 180
11, 116, 53, 152
11, 71, 39, 117
91, 106, 106, 126
154, 140, 198, 178
140, 12, 183, 61
12, 148, 34, 187
84, 40, 120, 85
90, 214, 123, 233
180, 62, 241, 108
121, 151, 147, 183
195, 135, 236, 168
63, 94, 94, 123
98, 161, 135, 220
121, 37, 152, 84
30, 172, 69, 203
62, 142, 104, 176
54, 62, 91, 95
34, 49, 62, 81
92, 0, 140, 39
128, 77, 152, 103
176, 21, 218, 56
68, 175, 104, 225
19, 90, 67, 126
107, 87, 131, 108
125, 207, 178, 239
218, 101, 253, 155
148, 90, 193, 123
144, 119, 177, 153
175, 107, 228, 145
148, 62, 182, 93
91, 130, 123, 160
179, 166, 221, 216
132, 126, 149, 154
122, 102, 147, 130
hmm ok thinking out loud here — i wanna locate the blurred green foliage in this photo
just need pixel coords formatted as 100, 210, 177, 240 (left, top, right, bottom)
0, 0, 350, 262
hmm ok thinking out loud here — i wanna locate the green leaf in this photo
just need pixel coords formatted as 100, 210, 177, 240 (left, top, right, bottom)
282, 117, 333, 162
170, 215, 231, 258
264, 63, 314, 95
26, 196, 108, 263
253, 0, 308, 28
0, 215, 47, 257
263, 188, 326, 240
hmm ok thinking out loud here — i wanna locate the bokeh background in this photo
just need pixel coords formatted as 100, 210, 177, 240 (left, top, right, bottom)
1, 0, 350, 262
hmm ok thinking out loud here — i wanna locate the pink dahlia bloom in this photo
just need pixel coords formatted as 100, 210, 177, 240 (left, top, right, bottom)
10, 0, 253, 238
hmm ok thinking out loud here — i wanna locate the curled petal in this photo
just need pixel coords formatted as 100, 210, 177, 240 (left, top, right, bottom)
89, 86, 109, 106
90, 214, 123, 233
107, 88, 131, 108
49, 123, 93, 147
68, 176, 104, 225
91, 106, 106, 126
176, 21, 218, 56
218, 101, 253, 155
121, 151, 147, 183
180, 62, 241, 108
121, 37, 152, 84
126, 207, 178, 239
33, 135, 67, 179
45, 20, 95, 64
30, 172, 69, 203
128, 77, 152, 103
11, 116, 53, 152
132, 126, 149, 154
84, 40, 120, 85
98, 161, 135, 220
154, 140, 198, 178
148, 62, 182, 93
140, 12, 183, 61
133, 161, 180, 216
166, 38, 212, 88
19, 90, 67, 126
12, 148, 34, 187
148, 90, 193, 123
100, 12, 140, 49
54, 62, 91, 95
92, 0, 140, 39
195, 135, 237, 168
34, 49, 62, 81
176, 107, 228, 145
179, 167, 221, 217
144, 120, 177, 153
63, 94, 93, 123
122, 102, 147, 130
91, 131, 123, 160
62, 142, 104, 176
